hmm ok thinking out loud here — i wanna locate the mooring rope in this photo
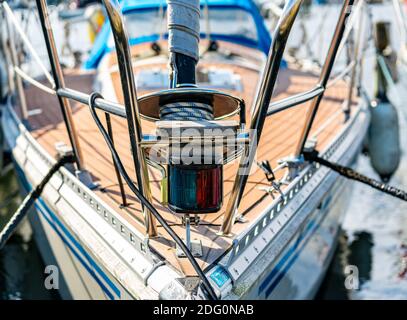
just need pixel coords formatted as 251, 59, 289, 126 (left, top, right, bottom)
0, 154, 75, 250
303, 149, 407, 202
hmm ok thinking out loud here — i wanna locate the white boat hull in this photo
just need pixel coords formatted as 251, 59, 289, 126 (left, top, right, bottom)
1, 97, 369, 300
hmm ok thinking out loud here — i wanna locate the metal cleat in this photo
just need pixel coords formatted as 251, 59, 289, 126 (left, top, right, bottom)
258, 183, 285, 201
55, 142, 99, 190
277, 156, 305, 182
257, 160, 286, 200
278, 138, 317, 182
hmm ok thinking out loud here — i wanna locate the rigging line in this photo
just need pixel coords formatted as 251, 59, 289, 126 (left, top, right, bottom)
299, 19, 321, 68
2, 1, 55, 87
336, 0, 364, 60
303, 149, 407, 202
326, 61, 355, 89
86, 92, 218, 301
304, 5, 329, 49
292, 0, 364, 70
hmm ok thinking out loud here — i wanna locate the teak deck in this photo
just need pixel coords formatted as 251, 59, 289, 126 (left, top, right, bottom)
19, 42, 354, 275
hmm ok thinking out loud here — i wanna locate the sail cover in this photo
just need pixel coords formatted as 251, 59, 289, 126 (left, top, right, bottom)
167, 0, 200, 62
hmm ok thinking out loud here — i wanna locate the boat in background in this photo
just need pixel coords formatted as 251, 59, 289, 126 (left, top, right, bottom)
371, 0, 407, 122
0, 0, 374, 299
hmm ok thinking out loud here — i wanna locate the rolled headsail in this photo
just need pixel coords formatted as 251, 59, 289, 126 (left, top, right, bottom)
162, 0, 214, 121
167, 0, 200, 63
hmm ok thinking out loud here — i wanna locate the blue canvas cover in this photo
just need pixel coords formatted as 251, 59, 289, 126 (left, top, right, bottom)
84, 0, 273, 69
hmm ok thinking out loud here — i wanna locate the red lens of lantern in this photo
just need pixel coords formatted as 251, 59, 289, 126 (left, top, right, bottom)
168, 164, 223, 213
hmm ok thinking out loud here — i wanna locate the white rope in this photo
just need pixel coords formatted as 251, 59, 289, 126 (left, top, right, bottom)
326, 61, 355, 89
14, 66, 56, 95
336, 0, 364, 60
2, 1, 55, 87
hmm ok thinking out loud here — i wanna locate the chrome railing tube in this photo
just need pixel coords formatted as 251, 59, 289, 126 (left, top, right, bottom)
267, 85, 324, 116
36, 0, 85, 171
294, 0, 355, 156
220, 0, 304, 235
58, 88, 127, 118
102, 0, 157, 237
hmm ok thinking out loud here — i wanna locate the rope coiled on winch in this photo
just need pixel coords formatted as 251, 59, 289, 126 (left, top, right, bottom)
303, 149, 407, 202
160, 101, 214, 121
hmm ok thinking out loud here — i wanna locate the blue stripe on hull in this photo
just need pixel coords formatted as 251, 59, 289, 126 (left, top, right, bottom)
265, 212, 324, 297
257, 181, 345, 298
258, 217, 316, 294
35, 201, 116, 300
13, 162, 121, 300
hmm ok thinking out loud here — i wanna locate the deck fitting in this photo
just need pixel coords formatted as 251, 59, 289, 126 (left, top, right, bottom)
75, 169, 99, 190
176, 239, 203, 258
